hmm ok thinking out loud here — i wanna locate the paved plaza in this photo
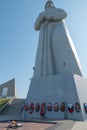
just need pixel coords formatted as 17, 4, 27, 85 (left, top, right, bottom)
0, 122, 54, 130
0, 120, 87, 130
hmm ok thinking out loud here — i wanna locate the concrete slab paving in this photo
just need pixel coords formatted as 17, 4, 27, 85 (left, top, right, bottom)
71, 122, 87, 130
0, 119, 87, 130
46, 120, 76, 130
0, 122, 54, 130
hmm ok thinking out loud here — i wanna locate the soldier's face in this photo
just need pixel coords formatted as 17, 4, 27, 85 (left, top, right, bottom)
45, 1, 54, 9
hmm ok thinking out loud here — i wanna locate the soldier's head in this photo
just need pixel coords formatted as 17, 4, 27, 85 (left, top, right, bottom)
45, 0, 54, 9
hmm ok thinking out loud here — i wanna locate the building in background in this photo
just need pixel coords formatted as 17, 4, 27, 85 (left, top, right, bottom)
0, 79, 16, 98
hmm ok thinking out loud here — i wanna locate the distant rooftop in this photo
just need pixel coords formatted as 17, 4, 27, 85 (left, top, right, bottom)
0, 79, 16, 98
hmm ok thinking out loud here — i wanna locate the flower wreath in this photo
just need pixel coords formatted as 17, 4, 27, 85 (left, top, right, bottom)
54, 103, 59, 112
47, 102, 52, 111
60, 102, 66, 112
75, 102, 80, 112
84, 103, 87, 113
29, 102, 34, 114
68, 104, 74, 113
24, 103, 29, 111
35, 103, 40, 112
40, 103, 46, 117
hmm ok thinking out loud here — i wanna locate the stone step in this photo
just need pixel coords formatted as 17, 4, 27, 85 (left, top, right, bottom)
1, 98, 25, 116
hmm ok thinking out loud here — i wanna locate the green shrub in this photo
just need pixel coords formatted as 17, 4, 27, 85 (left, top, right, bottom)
0, 98, 10, 109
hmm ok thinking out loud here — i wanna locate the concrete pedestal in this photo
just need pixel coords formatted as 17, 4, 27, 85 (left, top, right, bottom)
25, 73, 87, 121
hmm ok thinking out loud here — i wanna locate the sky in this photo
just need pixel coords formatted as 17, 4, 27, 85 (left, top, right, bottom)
0, 0, 87, 98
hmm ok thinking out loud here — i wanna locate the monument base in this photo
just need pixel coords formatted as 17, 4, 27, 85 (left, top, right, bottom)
24, 73, 87, 121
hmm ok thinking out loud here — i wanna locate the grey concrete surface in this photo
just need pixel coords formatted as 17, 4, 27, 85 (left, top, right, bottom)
0, 120, 87, 130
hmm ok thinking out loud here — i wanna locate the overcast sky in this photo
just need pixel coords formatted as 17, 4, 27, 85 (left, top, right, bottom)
0, 0, 87, 98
